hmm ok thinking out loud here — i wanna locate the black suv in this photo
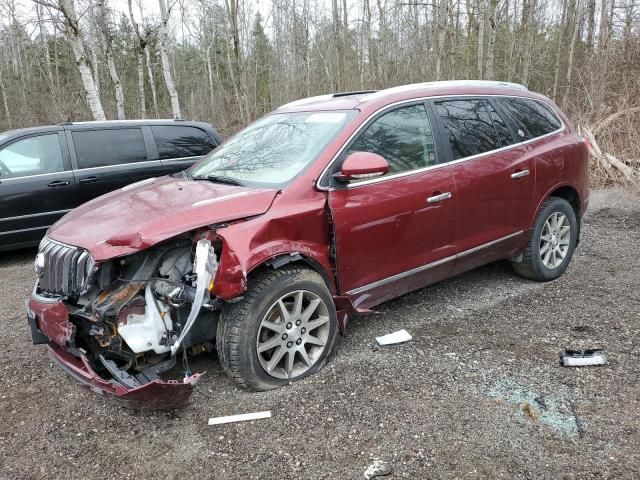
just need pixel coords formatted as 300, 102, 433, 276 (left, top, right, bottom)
0, 120, 221, 251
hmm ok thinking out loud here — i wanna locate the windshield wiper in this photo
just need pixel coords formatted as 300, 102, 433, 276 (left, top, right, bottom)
192, 174, 246, 187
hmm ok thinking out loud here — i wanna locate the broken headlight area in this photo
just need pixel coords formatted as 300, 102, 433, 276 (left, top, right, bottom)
52, 236, 220, 407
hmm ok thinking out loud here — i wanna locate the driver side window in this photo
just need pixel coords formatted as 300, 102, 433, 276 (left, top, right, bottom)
0, 134, 64, 178
345, 103, 436, 176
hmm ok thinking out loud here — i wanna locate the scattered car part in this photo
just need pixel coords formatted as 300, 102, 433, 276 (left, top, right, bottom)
208, 410, 272, 426
561, 348, 607, 367
364, 459, 392, 479
375, 329, 413, 346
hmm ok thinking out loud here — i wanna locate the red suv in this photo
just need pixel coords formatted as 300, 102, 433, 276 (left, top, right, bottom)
27, 81, 589, 409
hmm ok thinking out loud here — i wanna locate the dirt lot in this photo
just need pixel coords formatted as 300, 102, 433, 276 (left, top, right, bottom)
0, 188, 639, 480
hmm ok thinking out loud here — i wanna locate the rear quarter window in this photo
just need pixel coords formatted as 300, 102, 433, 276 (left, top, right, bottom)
151, 125, 217, 159
72, 128, 147, 168
497, 98, 562, 141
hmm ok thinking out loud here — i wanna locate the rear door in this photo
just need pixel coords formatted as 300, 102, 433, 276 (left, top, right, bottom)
151, 125, 219, 174
0, 132, 75, 248
68, 126, 165, 206
326, 102, 457, 309
431, 97, 534, 270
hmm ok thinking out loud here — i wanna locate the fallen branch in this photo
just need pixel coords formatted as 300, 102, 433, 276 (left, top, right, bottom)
592, 106, 640, 137
582, 127, 639, 183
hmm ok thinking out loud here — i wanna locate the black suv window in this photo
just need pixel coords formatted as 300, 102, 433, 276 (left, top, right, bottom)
497, 97, 562, 141
0, 134, 64, 178
72, 128, 147, 168
435, 99, 503, 160
151, 126, 217, 159
346, 103, 436, 176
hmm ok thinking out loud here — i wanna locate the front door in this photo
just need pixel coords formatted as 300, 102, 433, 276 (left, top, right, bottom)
327, 103, 456, 310
0, 132, 76, 248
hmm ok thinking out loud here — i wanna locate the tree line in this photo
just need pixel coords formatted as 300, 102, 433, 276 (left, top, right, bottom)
0, 0, 638, 184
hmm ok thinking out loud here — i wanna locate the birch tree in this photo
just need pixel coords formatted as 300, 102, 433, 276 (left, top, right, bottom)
97, 0, 125, 119
35, 0, 106, 121
158, 0, 181, 119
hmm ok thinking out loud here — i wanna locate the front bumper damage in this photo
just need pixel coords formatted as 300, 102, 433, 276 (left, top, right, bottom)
28, 294, 202, 410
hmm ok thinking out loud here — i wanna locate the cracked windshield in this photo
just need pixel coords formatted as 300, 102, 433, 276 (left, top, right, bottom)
190, 111, 353, 187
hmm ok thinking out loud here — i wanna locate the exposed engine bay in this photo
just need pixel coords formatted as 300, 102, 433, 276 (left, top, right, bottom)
46, 234, 221, 392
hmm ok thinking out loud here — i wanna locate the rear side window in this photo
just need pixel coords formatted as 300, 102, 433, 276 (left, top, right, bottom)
151, 126, 217, 159
435, 99, 503, 160
497, 98, 562, 141
346, 103, 437, 176
72, 129, 147, 168
484, 100, 513, 147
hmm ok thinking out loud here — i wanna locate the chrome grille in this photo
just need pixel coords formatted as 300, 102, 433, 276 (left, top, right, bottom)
37, 237, 94, 296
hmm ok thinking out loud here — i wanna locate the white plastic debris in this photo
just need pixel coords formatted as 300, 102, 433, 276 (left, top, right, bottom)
208, 411, 272, 426
561, 349, 607, 367
375, 329, 412, 346
364, 458, 392, 479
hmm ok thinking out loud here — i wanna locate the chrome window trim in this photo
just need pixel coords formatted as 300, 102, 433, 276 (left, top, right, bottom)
346, 230, 524, 295
316, 94, 565, 191
73, 159, 163, 173
0, 208, 71, 223
0, 170, 72, 183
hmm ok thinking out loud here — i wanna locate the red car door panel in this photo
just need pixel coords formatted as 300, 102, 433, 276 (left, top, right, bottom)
329, 167, 456, 308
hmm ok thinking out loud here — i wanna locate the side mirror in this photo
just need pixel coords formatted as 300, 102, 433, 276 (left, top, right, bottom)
333, 151, 389, 182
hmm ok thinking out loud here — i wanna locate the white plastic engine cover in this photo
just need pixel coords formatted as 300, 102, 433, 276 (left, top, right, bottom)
118, 284, 173, 354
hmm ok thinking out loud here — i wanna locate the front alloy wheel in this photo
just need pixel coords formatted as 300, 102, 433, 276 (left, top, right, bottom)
217, 266, 339, 391
256, 290, 330, 379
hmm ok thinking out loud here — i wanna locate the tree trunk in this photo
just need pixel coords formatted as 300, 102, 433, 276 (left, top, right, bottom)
552, 0, 567, 101
486, 0, 498, 80
0, 69, 11, 128
59, 0, 106, 121
146, 48, 159, 118
521, 0, 536, 86
158, 0, 181, 119
586, 0, 596, 50
562, 3, 580, 107
98, 0, 125, 119
128, 0, 146, 118
477, 0, 486, 79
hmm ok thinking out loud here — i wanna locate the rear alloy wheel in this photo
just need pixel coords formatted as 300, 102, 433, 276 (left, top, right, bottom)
217, 266, 339, 391
512, 196, 578, 282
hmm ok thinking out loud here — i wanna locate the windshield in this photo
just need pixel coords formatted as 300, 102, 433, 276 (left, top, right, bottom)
189, 111, 354, 187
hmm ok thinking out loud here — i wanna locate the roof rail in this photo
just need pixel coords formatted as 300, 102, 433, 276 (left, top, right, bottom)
332, 90, 378, 98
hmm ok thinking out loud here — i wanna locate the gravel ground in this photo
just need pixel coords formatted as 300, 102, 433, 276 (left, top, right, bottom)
0, 188, 638, 480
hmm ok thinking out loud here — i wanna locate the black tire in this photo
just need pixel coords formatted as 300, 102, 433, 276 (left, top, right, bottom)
216, 265, 339, 391
512, 196, 578, 282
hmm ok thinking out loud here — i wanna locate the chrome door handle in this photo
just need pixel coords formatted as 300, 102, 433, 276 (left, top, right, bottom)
427, 192, 452, 203
511, 169, 530, 179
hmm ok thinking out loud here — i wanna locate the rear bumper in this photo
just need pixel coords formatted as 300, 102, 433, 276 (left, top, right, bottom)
27, 291, 201, 410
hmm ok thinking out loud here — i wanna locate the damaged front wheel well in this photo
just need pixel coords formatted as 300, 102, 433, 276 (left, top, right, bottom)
250, 254, 335, 295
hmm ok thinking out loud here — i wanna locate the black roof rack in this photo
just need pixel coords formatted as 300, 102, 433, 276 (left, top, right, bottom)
332, 90, 378, 98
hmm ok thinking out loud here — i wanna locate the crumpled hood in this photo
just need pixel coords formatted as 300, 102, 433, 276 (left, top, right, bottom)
49, 176, 278, 261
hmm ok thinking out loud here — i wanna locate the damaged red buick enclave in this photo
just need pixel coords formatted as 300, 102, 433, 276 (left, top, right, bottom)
27, 81, 589, 409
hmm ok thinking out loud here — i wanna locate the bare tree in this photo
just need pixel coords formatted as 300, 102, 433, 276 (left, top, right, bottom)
35, 0, 106, 120
158, 0, 181, 119
128, 0, 146, 118
97, 0, 125, 119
